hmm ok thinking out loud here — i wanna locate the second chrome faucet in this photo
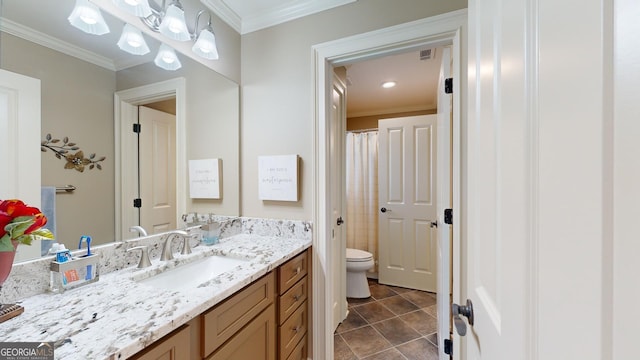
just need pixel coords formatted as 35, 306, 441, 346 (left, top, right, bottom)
160, 230, 191, 261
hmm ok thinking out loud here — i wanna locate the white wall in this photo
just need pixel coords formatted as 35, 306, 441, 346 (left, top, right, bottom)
240, 0, 468, 219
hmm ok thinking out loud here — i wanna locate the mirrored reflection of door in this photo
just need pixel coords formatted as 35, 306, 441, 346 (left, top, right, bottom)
0, 69, 41, 261
139, 106, 176, 234
378, 115, 438, 292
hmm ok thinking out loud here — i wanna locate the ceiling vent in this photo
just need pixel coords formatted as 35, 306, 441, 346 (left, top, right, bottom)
420, 49, 435, 60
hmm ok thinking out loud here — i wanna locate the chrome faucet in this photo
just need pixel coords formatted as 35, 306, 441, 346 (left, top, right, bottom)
160, 230, 188, 261
129, 225, 148, 237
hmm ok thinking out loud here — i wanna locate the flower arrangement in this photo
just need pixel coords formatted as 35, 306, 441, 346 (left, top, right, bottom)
0, 199, 54, 252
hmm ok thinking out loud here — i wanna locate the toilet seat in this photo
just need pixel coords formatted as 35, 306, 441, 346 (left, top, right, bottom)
346, 248, 373, 262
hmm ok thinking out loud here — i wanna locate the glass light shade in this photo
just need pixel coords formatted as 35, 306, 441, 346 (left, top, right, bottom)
68, 0, 110, 35
112, 0, 152, 17
154, 44, 182, 70
117, 24, 150, 55
158, 3, 190, 41
192, 28, 219, 60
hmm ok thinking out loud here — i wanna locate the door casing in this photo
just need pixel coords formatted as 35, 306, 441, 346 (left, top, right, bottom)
312, 10, 466, 360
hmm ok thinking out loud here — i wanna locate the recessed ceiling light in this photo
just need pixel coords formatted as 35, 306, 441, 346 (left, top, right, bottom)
381, 81, 396, 89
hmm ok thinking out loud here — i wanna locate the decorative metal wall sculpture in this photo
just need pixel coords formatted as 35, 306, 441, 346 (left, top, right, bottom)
41, 134, 106, 172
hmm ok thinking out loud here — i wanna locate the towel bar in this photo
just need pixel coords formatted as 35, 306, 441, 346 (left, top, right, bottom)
55, 185, 76, 193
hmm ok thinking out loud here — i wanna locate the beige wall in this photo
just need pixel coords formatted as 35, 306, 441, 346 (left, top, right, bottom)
1, 33, 116, 248
240, 0, 467, 219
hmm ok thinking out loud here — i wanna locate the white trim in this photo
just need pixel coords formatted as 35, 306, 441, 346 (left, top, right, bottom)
525, 0, 540, 358
203, 0, 357, 34
312, 9, 466, 360
114, 78, 186, 241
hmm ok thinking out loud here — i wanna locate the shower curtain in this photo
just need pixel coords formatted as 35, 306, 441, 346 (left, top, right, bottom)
345, 130, 379, 273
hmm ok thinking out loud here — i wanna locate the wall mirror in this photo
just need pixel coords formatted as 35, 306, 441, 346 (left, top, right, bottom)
1, 0, 240, 263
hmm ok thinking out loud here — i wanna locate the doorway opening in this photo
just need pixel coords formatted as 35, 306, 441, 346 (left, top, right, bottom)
114, 78, 187, 240
312, 10, 465, 360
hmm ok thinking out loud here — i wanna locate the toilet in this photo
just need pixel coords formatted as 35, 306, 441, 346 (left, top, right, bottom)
346, 248, 375, 298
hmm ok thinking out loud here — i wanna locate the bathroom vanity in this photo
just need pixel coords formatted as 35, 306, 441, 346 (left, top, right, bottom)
133, 249, 309, 360
0, 219, 312, 360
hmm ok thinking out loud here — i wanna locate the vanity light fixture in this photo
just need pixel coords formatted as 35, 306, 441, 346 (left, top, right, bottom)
117, 24, 150, 55
68, 0, 110, 35
113, 0, 219, 60
157, 1, 190, 41
111, 0, 152, 17
154, 43, 182, 70
191, 11, 219, 60
381, 81, 397, 89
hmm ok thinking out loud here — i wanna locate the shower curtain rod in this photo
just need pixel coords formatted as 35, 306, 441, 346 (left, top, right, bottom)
346, 128, 378, 133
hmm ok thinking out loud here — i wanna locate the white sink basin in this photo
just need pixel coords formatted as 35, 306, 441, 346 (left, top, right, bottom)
137, 255, 249, 291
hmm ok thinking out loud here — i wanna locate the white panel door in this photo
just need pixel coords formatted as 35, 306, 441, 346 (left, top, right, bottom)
436, 46, 453, 359
465, 0, 532, 357
378, 115, 437, 292
331, 73, 347, 330
139, 106, 176, 234
0, 70, 41, 261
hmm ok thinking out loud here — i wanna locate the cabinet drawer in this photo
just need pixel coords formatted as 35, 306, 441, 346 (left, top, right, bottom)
278, 276, 307, 324
203, 272, 275, 358
285, 336, 307, 360
278, 300, 307, 360
278, 250, 308, 295
206, 305, 276, 360
131, 324, 191, 360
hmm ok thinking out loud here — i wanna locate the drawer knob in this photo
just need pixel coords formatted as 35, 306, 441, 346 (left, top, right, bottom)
293, 325, 303, 333
295, 266, 301, 275
293, 294, 301, 301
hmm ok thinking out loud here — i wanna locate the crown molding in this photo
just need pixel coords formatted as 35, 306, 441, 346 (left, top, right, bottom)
203, 0, 357, 34
0, 17, 117, 71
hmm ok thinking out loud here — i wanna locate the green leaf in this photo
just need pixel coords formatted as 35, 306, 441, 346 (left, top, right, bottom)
46, 133, 52, 141
30, 229, 54, 240
63, 136, 69, 143
97, 164, 102, 170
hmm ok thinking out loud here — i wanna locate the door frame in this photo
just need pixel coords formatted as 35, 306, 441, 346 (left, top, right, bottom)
114, 78, 186, 240
312, 10, 466, 360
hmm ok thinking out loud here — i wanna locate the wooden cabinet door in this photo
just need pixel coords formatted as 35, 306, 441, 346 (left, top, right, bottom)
131, 325, 191, 360
207, 305, 276, 360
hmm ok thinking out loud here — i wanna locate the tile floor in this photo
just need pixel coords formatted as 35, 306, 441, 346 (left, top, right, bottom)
334, 279, 439, 360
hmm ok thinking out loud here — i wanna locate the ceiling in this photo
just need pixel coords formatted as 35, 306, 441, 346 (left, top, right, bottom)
0, 0, 440, 118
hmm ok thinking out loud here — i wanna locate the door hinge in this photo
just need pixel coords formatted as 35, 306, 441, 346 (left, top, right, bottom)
444, 208, 453, 225
444, 338, 453, 355
133, 198, 142, 208
444, 78, 453, 94
133, 123, 142, 133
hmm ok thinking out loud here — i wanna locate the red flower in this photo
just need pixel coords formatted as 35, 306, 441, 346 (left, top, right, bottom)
0, 199, 53, 251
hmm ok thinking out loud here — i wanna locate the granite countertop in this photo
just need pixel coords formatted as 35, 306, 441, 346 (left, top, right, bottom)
0, 234, 311, 359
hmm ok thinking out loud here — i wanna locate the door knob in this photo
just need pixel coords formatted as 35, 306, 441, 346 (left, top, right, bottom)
336, 217, 344, 226
452, 299, 474, 336
430, 221, 438, 228
380, 207, 389, 213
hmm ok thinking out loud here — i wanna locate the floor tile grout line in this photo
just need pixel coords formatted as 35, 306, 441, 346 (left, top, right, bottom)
338, 281, 440, 360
